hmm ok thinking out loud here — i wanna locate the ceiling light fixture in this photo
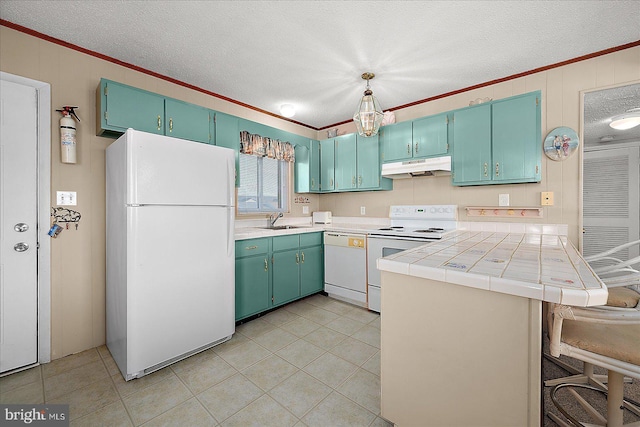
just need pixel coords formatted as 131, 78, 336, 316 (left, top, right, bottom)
280, 104, 295, 118
609, 108, 640, 130
353, 72, 383, 137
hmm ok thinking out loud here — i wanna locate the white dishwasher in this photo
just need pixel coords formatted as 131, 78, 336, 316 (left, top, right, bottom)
324, 232, 367, 307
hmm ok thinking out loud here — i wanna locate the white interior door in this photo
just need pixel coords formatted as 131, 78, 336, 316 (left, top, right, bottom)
0, 80, 39, 373
583, 146, 640, 267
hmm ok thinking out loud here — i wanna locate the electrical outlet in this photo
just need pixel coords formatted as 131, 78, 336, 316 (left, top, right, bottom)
499, 194, 510, 207
541, 192, 554, 206
360, 206, 366, 215
57, 191, 77, 206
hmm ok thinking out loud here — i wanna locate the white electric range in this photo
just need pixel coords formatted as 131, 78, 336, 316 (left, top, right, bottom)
367, 205, 458, 312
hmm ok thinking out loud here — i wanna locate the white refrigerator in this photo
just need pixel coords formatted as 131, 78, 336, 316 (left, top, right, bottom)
106, 129, 235, 381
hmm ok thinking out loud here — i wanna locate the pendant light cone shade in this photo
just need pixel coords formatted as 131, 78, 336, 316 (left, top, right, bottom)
609, 109, 640, 130
353, 73, 384, 137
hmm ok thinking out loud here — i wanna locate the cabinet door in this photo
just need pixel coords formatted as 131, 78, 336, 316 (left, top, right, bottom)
294, 140, 311, 193
104, 80, 165, 135
294, 139, 320, 193
309, 140, 320, 192
451, 104, 492, 185
300, 245, 323, 296
335, 134, 357, 191
320, 139, 335, 191
412, 113, 449, 158
492, 93, 541, 183
165, 98, 211, 144
214, 112, 240, 187
380, 121, 413, 162
356, 134, 380, 189
235, 256, 270, 320
272, 249, 301, 306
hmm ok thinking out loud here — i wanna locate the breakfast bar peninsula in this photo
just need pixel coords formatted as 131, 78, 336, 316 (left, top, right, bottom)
377, 225, 607, 426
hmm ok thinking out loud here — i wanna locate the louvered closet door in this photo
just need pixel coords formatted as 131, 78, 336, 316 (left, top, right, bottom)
583, 146, 640, 268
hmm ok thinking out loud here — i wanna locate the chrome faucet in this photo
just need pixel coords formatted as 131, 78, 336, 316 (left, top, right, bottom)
269, 212, 284, 227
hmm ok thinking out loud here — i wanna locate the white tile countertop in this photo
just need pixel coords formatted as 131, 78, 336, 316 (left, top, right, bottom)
234, 217, 389, 240
377, 230, 608, 307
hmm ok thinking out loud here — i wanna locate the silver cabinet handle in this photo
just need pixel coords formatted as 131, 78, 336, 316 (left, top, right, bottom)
169, 118, 173, 132
301, 251, 305, 263
245, 245, 258, 250
264, 258, 268, 271
157, 115, 162, 130
407, 144, 411, 155
295, 253, 300, 264
14, 242, 29, 252
14, 223, 29, 232
414, 142, 419, 154
495, 162, 500, 177
483, 163, 488, 177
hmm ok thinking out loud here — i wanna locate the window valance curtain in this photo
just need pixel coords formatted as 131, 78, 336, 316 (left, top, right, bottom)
239, 130, 295, 162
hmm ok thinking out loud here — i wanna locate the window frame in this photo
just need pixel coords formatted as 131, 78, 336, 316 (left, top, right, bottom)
237, 153, 290, 214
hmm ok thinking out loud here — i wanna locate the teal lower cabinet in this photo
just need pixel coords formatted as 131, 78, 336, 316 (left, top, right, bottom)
300, 244, 323, 297
235, 255, 270, 320
235, 232, 324, 321
235, 238, 271, 321
272, 248, 302, 305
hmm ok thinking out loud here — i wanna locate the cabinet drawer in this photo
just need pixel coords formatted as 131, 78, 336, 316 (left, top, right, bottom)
300, 232, 322, 247
235, 238, 270, 257
272, 235, 300, 252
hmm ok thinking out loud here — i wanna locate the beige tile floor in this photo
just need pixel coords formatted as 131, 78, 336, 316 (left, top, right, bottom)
0, 294, 391, 427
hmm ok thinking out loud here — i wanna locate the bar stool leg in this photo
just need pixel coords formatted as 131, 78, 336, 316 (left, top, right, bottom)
607, 370, 624, 427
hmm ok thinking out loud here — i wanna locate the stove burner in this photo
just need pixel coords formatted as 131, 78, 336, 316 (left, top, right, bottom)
378, 226, 405, 231
412, 228, 446, 234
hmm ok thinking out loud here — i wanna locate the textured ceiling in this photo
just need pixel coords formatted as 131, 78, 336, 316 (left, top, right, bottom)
1, 1, 639, 131
584, 84, 640, 147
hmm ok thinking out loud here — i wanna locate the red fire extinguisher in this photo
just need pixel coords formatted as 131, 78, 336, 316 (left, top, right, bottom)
56, 106, 80, 164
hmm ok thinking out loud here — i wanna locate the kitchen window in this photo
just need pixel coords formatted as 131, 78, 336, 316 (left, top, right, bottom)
238, 153, 289, 213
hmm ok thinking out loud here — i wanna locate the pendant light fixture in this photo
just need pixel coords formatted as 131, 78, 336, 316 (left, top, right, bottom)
353, 72, 384, 137
609, 108, 640, 130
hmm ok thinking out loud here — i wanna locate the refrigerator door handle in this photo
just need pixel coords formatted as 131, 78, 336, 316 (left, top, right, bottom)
227, 156, 233, 207
227, 208, 233, 257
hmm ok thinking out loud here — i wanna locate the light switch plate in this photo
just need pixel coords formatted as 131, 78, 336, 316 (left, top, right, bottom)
498, 194, 510, 207
541, 191, 554, 206
302, 206, 309, 214
57, 191, 77, 206
360, 206, 366, 215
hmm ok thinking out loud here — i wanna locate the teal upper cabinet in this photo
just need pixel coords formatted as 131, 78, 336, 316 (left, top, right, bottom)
380, 121, 413, 162
320, 138, 335, 192
309, 140, 320, 192
97, 79, 211, 144
317, 134, 391, 193
491, 93, 541, 182
452, 91, 541, 186
294, 139, 320, 193
356, 134, 384, 189
412, 113, 449, 158
214, 112, 240, 187
334, 134, 357, 191
451, 104, 492, 184
164, 98, 211, 144
97, 79, 165, 136
380, 113, 449, 163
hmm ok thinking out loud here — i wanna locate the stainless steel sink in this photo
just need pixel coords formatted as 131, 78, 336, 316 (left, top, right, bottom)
262, 225, 301, 230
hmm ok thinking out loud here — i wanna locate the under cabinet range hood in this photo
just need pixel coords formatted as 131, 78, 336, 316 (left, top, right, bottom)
381, 156, 451, 179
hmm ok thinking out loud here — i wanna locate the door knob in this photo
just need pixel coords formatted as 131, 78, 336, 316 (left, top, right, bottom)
14, 223, 29, 232
14, 242, 29, 252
